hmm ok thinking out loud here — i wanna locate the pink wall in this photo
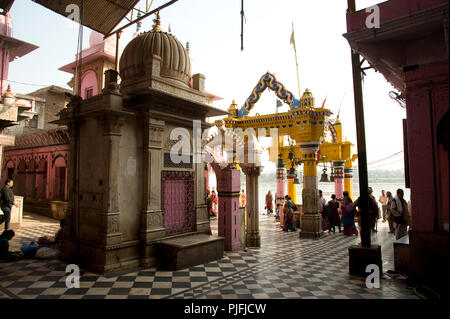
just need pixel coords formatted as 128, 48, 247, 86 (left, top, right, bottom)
80, 70, 98, 99
405, 61, 449, 232
216, 167, 241, 251
2, 145, 69, 201
346, 0, 447, 32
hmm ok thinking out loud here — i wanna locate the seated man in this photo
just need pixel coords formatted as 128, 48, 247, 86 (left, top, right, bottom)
0, 229, 21, 260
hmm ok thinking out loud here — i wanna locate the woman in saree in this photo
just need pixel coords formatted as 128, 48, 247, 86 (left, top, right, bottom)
341, 195, 358, 236
327, 194, 341, 233
209, 190, 218, 217
282, 196, 296, 232
265, 190, 273, 215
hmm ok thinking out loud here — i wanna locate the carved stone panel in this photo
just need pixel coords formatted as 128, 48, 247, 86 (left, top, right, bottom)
302, 188, 319, 214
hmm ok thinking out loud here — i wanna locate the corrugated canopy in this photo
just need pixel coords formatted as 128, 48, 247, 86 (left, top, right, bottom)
0, 0, 15, 12
33, 0, 141, 35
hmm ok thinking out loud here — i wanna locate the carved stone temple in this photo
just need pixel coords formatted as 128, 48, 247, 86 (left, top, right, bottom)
56, 16, 228, 273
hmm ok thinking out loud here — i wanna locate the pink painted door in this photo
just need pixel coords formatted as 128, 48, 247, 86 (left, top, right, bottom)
162, 171, 195, 235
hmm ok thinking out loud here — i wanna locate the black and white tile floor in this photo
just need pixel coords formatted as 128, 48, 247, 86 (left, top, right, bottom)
0, 213, 418, 299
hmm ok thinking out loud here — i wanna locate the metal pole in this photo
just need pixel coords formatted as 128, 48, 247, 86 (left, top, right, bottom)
115, 31, 122, 72
240, 0, 244, 51
291, 23, 301, 99
105, 0, 179, 39
348, 0, 371, 248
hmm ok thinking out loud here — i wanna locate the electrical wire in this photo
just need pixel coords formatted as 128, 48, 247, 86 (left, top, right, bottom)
7, 79, 52, 88
367, 151, 403, 165
367, 158, 404, 169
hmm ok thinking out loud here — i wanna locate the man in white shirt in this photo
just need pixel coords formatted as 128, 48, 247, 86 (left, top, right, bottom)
378, 190, 388, 222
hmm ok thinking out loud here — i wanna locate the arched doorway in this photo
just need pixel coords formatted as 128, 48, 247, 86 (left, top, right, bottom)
36, 158, 47, 199
80, 70, 98, 99
53, 155, 67, 200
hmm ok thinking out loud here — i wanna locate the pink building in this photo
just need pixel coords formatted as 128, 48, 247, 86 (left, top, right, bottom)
344, 0, 449, 288
59, 31, 118, 99
2, 127, 69, 218
0, 12, 38, 96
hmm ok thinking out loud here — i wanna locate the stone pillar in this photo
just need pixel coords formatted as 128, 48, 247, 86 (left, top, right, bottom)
100, 115, 123, 246
204, 164, 210, 193
216, 167, 241, 251
60, 97, 81, 261
299, 144, 323, 239
242, 166, 262, 247
140, 117, 165, 267
344, 160, 354, 200
275, 161, 286, 206
333, 160, 345, 200
195, 163, 209, 234
192, 73, 206, 92
276, 161, 286, 228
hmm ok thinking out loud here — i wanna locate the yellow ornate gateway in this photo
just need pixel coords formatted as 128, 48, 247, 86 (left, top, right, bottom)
217, 72, 357, 238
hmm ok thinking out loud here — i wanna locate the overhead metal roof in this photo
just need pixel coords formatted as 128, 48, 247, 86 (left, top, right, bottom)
32, 0, 141, 35
0, 0, 15, 12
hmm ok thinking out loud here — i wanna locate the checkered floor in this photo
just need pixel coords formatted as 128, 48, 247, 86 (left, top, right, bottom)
0, 212, 418, 299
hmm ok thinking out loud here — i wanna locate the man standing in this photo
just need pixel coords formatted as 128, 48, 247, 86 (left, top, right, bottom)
390, 188, 410, 240
368, 187, 380, 231
386, 191, 395, 233
354, 187, 379, 232
0, 179, 19, 231
378, 190, 388, 222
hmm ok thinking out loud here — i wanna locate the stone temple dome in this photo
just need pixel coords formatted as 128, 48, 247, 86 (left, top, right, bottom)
119, 13, 191, 86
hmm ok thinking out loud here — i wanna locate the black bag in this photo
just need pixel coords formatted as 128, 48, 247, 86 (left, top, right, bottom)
393, 214, 406, 224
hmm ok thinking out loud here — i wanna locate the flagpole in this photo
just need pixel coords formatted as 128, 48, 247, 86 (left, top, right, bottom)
291, 22, 301, 99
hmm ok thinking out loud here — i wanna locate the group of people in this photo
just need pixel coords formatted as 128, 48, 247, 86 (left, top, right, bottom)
319, 187, 411, 240
264, 190, 298, 232
0, 178, 65, 260
207, 185, 410, 241
378, 189, 411, 239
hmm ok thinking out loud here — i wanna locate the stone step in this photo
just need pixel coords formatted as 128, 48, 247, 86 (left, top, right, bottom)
155, 233, 224, 271
394, 234, 410, 272
23, 199, 67, 220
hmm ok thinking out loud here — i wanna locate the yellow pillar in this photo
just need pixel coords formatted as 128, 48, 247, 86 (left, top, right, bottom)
344, 159, 354, 200
334, 118, 343, 143
287, 178, 297, 204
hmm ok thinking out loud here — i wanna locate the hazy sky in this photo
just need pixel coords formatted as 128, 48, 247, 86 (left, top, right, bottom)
8, 0, 406, 172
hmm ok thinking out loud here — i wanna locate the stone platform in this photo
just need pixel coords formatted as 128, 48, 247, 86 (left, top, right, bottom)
394, 234, 410, 273
23, 199, 67, 221
155, 233, 224, 271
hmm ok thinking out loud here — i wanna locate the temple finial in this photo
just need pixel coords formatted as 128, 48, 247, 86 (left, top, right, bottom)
152, 11, 162, 32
